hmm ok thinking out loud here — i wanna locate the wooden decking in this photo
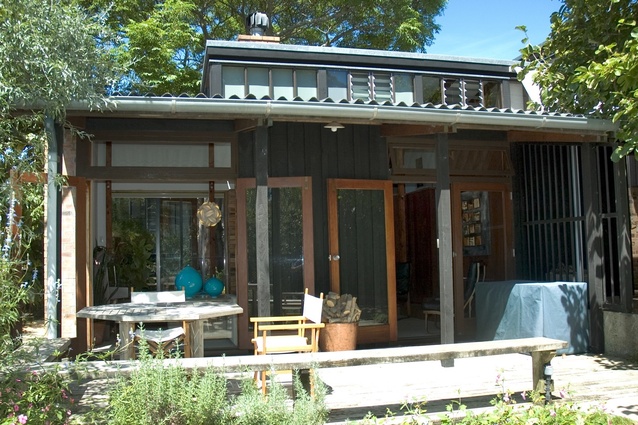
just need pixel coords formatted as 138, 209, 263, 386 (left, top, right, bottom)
318, 352, 638, 423
23, 319, 638, 423
67, 352, 638, 423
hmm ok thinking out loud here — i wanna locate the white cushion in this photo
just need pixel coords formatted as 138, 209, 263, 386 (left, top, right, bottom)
131, 290, 185, 304
253, 335, 308, 354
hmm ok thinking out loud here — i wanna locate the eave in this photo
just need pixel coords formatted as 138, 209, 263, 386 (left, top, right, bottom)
66, 96, 618, 138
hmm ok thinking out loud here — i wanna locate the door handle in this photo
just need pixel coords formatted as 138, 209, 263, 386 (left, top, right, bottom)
328, 254, 341, 261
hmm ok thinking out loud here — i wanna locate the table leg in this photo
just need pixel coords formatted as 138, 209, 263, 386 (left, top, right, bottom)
119, 322, 134, 360
188, 320, 203, 357
532, 350, 556, 391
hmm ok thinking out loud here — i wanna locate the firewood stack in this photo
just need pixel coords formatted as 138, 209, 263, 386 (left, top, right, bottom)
322, 292, 361, 323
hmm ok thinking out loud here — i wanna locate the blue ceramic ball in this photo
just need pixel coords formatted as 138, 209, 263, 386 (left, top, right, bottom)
175, 265, 202, 298
204, 277, 224, 297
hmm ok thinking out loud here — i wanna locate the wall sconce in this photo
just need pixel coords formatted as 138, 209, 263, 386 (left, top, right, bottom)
325, 121, 344, 132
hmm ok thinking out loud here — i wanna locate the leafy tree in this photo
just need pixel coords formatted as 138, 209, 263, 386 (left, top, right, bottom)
0, 0, 121, 346
517, 0, 638, 161
80, 0, 446, 95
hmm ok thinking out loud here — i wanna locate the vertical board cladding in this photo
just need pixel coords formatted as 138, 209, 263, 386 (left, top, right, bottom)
237, 131, 255, 178
241, 122, 388, 180
236, 122, 389, 294
237, 122, 388, 180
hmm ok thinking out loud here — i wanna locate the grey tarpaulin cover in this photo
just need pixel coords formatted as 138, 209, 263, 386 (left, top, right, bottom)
475, 280, 589, 354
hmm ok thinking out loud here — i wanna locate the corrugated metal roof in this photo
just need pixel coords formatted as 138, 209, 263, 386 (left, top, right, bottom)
105, 91, 581, 118
68, 94, 616, 134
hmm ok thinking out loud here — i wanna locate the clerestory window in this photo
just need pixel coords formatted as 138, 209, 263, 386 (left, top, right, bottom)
441, 77, 502, 108
222, 66, 318, 99
327, 69, 414, 103
220, 64, 501, 108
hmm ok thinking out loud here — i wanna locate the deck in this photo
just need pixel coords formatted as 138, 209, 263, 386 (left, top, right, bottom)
67, 351, 638, 423
23, 318, 638, 423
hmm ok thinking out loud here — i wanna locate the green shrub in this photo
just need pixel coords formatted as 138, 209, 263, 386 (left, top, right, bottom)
230, 370, 328, 425
0, 368, 74, 425
359, 374, 635, 425
106, 339, 328, 425
436, 374, 636, 425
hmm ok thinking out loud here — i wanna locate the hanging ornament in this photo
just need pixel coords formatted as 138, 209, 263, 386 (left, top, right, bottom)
197, 201, 222, 227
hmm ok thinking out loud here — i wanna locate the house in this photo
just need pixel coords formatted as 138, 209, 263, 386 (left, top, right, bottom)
39, 30, 635, 355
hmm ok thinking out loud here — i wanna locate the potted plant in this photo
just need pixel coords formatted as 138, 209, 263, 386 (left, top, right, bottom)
320, 292, 361, 351
111, 220, 155, 292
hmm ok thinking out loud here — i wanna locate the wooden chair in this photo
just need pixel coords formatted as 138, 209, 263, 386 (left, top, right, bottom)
250, 288, 325, 394
130, 289, 190, 358
423, 262, 484, 332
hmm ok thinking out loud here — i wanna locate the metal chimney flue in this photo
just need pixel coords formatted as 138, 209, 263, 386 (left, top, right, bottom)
246, 12, 269, 36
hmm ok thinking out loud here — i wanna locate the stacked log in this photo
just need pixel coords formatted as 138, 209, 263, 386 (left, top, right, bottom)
322, 292, 361, 323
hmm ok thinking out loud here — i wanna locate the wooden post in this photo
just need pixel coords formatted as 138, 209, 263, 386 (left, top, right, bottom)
436, 133, 455, 357
255, 124, 271, 317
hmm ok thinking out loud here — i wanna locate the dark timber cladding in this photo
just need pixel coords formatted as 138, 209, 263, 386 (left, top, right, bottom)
237, 122, 388, 294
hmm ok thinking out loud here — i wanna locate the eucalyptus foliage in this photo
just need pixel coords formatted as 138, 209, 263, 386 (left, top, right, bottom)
0, 0, 122, 343
0, 0, 121, 120
1, 0, 122, 176
80, 0, 446, 95
517, 0, 638, 161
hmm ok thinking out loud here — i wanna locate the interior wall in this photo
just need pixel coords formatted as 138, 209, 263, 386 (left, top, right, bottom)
405, 188, 438, 302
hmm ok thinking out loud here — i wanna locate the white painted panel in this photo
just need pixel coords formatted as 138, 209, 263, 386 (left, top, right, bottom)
111, 182, 209, 195
214, 142, 232, 168
112, 144, 208, 167
509, 81, 526, 110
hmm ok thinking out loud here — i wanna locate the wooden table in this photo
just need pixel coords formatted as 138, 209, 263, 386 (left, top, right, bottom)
77, 295, 243, 359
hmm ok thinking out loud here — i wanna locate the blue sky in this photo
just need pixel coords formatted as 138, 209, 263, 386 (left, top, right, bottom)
426, 0, 561, 60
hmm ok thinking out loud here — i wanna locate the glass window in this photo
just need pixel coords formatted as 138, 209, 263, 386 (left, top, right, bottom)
247, 67, 270, 98
222, 66, 245, 98
351, 72, 371, 101
245, 186, 306, 317
388, 141, 438, 177
403, 148, 436, 169
483, 81, 502, 108
394, 74, 414, 104
423, 76, 442, 104
272, 68, 294, 99
112, 196, 235, 346
112, 197, 225, 290
295, 69, 317, 99
327, 69, 348, 100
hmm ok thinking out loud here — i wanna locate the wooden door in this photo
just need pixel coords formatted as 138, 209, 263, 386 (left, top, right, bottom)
327, 179, 397, 343
236, 177, 314, 349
